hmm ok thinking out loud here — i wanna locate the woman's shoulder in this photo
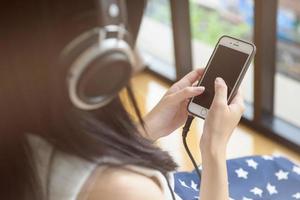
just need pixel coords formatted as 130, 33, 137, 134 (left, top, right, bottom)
79, 166, 165, 200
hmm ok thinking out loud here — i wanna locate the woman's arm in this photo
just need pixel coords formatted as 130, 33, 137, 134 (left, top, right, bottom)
200, 153, 228, 200
199, 77, 245, 200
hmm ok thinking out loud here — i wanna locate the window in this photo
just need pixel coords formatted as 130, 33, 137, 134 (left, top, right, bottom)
275, 0, 300, 128
137, 0, 176, 80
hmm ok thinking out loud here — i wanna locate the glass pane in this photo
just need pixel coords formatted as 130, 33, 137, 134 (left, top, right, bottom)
137, 0, 176, 80
275, 0, 300, 127
189, 0, 254, 105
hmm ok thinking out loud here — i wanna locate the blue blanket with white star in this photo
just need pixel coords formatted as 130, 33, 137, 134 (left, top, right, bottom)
173, 155, 300, 200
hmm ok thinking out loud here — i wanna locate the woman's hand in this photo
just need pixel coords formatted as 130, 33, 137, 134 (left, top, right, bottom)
200, 77, 245, 158
199, 77, 245, 200
141, 68, 205, 141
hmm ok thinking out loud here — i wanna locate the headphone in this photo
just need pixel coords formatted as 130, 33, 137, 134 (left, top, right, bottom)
61, 0, 136, 111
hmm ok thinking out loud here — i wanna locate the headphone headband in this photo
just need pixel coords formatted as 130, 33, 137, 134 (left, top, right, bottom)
96, 0, 128, 27
62, 25, 128, 57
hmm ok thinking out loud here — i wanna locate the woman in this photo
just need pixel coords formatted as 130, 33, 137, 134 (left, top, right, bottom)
0, 0, 244, 200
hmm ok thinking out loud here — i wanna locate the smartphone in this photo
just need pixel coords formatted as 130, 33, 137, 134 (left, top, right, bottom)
188, 35, 256, 119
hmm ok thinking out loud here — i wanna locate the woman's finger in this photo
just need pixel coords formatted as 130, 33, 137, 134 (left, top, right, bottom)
192, 80, 199, 87
229, 90, 245, 113
169, 86, 205, 103
174, 68, 204, 89
230, 89, 243, 105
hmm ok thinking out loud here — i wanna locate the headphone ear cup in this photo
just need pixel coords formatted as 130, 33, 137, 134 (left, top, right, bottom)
77, 50, 132, 104
61, 28, 135, 110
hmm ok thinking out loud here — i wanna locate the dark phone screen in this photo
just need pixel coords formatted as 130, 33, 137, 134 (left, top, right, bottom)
192, 45, 249, 109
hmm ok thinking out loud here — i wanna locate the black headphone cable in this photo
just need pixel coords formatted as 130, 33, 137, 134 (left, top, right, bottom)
164, 115, 201, 200
182, 115, 202, 180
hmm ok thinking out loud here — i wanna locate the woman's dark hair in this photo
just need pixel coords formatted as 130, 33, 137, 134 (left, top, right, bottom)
0, 0, 177, 199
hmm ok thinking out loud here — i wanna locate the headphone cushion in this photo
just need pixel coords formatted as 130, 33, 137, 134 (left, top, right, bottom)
77, 50, 132, 104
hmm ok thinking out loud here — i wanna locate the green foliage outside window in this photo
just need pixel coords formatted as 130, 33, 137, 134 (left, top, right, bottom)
145, 0, 251, 45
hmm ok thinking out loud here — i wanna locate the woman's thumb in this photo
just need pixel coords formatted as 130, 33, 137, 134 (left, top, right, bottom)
212, 77, 228, 105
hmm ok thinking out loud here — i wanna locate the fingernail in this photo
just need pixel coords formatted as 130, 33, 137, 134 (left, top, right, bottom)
215, 77, 224, 84
195, 86, 205, 92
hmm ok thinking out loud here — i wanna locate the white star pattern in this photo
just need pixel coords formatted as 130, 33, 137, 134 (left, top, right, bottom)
191, 180, 198, 191
235, 168, 248, 179
266, 182, 278, 195
179, 179, 189, 188
246, 159, 258, 169
292, 193, 300, 199
275, 169, 289, 180
293, 166, 300, 175
242, 197, 253, 200
262, 155, 274, 160
250, 187, 263, 197
174, 156, 300, 200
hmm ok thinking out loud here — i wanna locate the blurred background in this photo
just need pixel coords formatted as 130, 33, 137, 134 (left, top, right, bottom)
129, 0, 300, 170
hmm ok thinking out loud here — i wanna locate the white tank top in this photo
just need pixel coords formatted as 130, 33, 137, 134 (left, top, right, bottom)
28, 134, 180, 200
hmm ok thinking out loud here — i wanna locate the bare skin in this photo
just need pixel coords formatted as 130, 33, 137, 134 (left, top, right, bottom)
80, 68, 245, 200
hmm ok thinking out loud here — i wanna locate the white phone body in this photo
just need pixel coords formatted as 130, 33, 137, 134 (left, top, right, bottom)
188, 35, 256, 119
